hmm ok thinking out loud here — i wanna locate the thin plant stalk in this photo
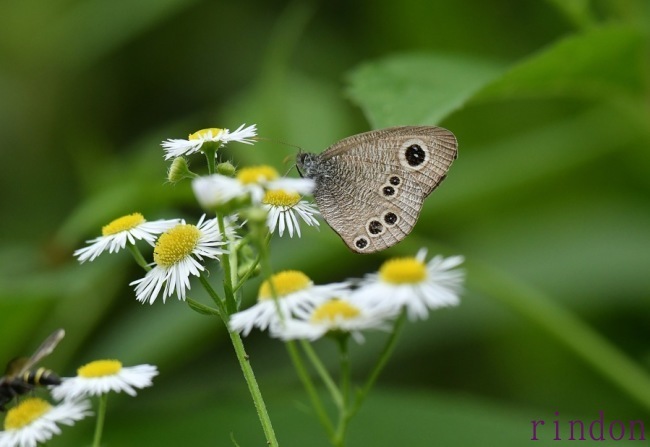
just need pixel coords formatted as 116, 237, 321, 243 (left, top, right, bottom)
225, 322, 279, 447
92, 394, 108, 447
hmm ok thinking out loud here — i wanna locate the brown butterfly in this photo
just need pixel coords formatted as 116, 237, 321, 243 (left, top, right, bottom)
297, 126, 457, 253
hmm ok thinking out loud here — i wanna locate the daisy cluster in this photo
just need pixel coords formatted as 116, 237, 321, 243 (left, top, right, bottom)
230, 249, 465, 342
74, 123, 323, 306
72, 123, 464, 328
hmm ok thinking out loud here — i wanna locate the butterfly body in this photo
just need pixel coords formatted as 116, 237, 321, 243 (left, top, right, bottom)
297, 126, 457, 253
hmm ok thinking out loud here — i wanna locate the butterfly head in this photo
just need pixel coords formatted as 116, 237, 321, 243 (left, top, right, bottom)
295, 151, 318, 179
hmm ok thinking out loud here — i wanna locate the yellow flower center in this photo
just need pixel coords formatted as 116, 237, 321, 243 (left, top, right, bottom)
262, 190, 301, 207
189, 128, 223, 140
311, 299, 360, 323
379, 257, 427, 284
78, 359, 123, 378
236, 166, 279, 185
102, 213, 145, 236
258, 270, 312, 300
153, 224, 201, 267
4, 398, 51, 430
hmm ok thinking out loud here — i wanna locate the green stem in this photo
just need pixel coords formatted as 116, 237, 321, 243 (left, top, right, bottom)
127, 244, 150, 271
203, 144, 217, 175
300, 341, 343, 409
226, 325, 279, 447
229, 238, 239, 292
350, 311, 406, 418
217, 213, 237, 314
254, 225, 335, 441
333, 336, 351, 447
338, 337, 350, 406
285, 341, 335, 439
207, 218, 280, 445
257, 229, 285, 325
92, 394, 108, 447
198, 272, 226, 316
234, 252, 261, 293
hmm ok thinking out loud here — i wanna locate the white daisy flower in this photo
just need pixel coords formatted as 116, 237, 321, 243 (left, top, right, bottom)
264, 177, 315, 196
192, 165, 286, 208
0, 397, 91, 447
74, 213, 180, 263
354, 249, 464, 320
192, 174, 245, 210
129, 215, 227, 304
229, 270, 350, 336
262, 187, 319, 238
52, 360, 158, 400
162, 124, 257, 160
272, 296, 396, 343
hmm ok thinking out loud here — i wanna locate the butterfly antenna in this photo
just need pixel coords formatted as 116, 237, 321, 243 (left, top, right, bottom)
253, 136, 304, 152
253, 136, 304, 175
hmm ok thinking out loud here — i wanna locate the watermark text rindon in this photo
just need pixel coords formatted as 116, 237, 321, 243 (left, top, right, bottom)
531, 411, 645, 441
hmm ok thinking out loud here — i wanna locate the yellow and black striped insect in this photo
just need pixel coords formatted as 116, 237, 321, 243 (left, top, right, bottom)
0, 329, 64, 411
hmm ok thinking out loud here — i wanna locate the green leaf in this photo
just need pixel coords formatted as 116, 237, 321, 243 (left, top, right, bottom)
186, 298, 221, 316
347, 54, 505, 128
475, 25, 647, 101
347, 25, 647, 130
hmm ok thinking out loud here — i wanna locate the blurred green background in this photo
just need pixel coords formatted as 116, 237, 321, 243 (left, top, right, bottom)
1, 0, 650, 445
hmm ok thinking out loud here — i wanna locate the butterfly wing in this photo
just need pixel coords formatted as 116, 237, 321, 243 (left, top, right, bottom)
312, 126, 457, 253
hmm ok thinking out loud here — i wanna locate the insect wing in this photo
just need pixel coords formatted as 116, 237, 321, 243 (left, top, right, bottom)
1, 329, 65, 382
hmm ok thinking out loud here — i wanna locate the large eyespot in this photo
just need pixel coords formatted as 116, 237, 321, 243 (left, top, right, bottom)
383, 212, 398, 226
405, 144, 425, 166
354, 237, 369, 250
398, 138, 430, 171
367, 219, 384, 236
382, 185, 395, 196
